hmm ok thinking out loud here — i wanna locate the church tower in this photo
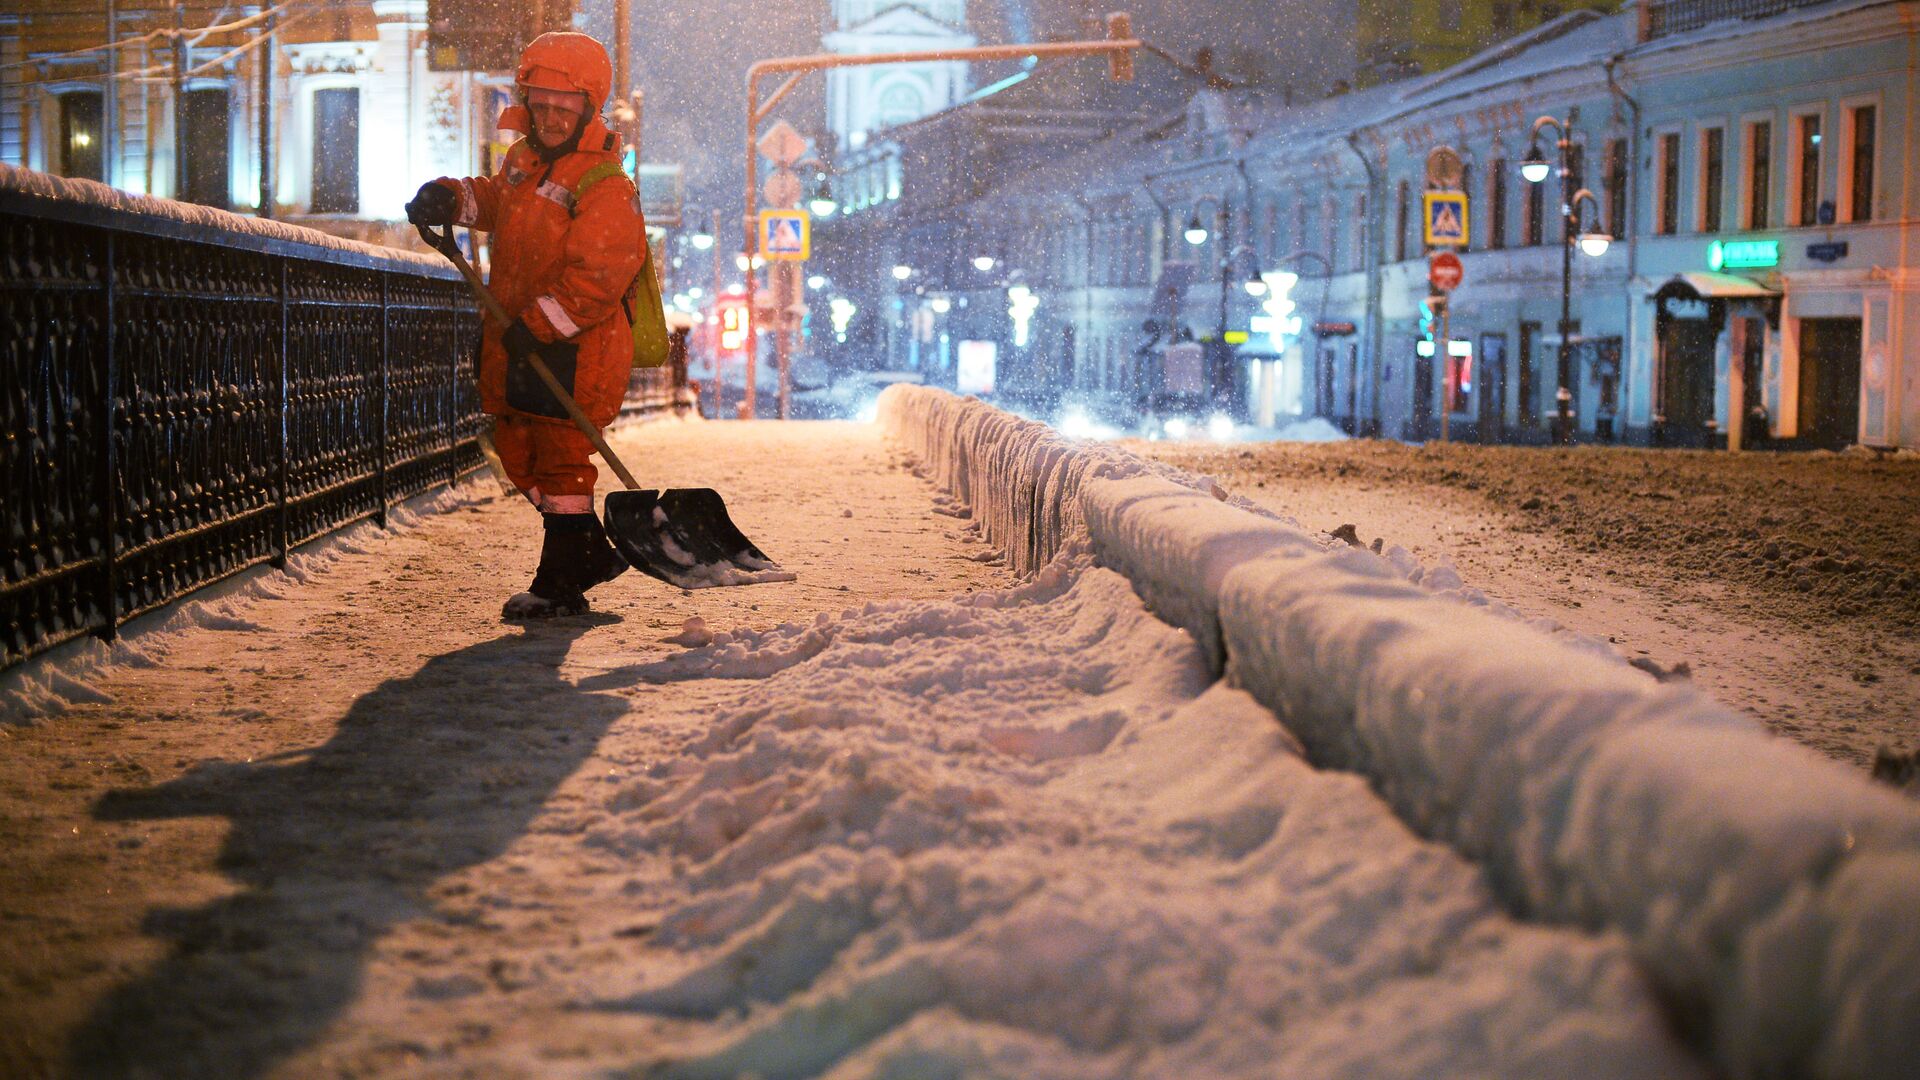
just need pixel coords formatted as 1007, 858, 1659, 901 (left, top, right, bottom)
823, 0, 974, 151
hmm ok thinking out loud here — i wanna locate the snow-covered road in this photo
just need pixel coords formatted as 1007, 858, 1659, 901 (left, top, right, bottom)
0, 413, 1907, 1078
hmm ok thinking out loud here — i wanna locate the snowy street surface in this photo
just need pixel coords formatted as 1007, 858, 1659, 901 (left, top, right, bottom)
1137, 439, 1920, 769
0, 413, 1910, 1078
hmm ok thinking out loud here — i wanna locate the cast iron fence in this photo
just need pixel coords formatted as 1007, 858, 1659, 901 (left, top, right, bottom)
2, 169, 483, 671
1641, 0, 1838, 38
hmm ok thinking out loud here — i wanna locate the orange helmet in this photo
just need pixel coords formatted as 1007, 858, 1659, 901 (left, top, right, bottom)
514, 32, 612, 115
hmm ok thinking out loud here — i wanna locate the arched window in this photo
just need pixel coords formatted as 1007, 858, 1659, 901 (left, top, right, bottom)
875, 81, 926, 129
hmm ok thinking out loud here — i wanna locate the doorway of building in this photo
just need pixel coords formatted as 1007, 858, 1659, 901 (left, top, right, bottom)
1797, 317, 1862, 450
1343, 343, 1360, 434
1656, 308, 1718, 445
1412, 342, 1434, 441
1478, 333, 1507, 443
1316, 346, 1335, 418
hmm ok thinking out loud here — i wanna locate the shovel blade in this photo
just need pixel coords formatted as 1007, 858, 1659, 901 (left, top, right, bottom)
603, 488, 792, 589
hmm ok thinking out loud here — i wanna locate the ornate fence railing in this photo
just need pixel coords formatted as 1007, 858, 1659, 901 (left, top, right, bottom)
1, 167, 483, 671
1641, 0, 1836, 39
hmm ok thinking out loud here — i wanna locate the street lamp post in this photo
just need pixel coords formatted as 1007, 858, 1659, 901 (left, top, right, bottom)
1521, 115, 1612, 446
1184, 205, 1251, 413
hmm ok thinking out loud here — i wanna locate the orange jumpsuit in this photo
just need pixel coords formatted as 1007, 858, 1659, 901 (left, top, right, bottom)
436, 78, 644, 513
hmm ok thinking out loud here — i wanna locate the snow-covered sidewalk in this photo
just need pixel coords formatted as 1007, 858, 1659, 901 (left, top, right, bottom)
0, 412, 1906, 1078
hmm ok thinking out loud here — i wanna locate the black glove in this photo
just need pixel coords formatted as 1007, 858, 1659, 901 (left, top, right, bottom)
502, 319, 579, 420
405, 181, 457, 227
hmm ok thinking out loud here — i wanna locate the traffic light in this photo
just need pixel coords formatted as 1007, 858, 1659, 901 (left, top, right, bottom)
1106, 12, 1134, 82
1417, 295, 1443, 357
1264, 271, 1300, 335
716, 295, 751, 356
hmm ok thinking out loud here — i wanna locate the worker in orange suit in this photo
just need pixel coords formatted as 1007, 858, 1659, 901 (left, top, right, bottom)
405, 31, 644, 620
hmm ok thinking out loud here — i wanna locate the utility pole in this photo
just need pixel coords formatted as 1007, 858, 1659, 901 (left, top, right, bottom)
614, 0, 630, 109
171, 0, 185, 199
258, 6, 274, 217
104, 0, 116, 187
711, 206, 725, 417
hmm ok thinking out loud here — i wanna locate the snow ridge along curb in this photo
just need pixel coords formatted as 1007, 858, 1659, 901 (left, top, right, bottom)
878, 384, 1920, 1080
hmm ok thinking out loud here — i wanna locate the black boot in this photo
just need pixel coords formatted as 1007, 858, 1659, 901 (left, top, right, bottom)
578, 512, 630, 590
502, 513, 601, 620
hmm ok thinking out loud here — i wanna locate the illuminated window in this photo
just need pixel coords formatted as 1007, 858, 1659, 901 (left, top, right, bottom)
58, 91, 104, 181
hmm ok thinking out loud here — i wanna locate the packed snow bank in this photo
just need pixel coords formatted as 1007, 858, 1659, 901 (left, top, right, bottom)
582, 565, 1702, 1079
881, 385, 1920, 1080
877, 385, 1248, 577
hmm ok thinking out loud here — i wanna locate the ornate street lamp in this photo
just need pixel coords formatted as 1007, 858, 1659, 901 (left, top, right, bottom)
808, 177, 837, 218
1184, 211, 1209, 246
1520, 114, 1611, 446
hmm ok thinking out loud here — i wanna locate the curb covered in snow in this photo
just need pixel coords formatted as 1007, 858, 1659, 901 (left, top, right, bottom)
878, 384, 1920, 1080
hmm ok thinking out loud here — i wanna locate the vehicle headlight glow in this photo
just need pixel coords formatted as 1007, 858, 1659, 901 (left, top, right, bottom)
1162, 417, 1190, 439
1207, 414, 1235, 441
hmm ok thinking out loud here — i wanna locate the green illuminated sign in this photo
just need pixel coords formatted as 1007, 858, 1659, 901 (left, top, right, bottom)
1708, 239, 1779, 271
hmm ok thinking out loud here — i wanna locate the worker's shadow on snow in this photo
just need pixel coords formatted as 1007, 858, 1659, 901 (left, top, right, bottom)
72, 624, 624, 1079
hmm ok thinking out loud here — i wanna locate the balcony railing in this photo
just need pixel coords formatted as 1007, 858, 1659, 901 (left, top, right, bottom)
2, 167, 484, 671
1642, 0, 1839, 39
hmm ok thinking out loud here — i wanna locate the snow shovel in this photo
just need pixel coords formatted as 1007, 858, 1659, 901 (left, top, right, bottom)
417, 221, 788, 589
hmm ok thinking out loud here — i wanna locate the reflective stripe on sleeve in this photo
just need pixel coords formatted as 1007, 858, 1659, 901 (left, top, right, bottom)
538, 493, 593, 514
456, 179, 479, 226
536, 295, 582, 339
535, 180, 574, 212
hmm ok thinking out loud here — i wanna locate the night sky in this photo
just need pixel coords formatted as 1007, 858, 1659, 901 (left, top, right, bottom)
575, 0, 1354, 220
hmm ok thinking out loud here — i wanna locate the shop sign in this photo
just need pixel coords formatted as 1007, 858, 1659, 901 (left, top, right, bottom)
1807, 241, 1849, 263
1663, 296, 1710, 320
1707, 239, 1779, 271
1312, 321, 1357, 336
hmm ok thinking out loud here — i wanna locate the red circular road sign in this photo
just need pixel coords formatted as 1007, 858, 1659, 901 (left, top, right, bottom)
1429, 252, 1463, 291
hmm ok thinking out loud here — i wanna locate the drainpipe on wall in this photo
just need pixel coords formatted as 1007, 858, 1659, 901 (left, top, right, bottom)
1069, 190, 1097, 393
1140, 178, 1171, 268
1345, 129, 1385, 435
1898, 5, 1917, 446
1604, 55, 1643, 438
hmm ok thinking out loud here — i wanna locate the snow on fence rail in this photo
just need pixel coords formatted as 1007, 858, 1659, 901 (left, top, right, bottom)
0, 165, 485, 671
878, 384, 1920, 1080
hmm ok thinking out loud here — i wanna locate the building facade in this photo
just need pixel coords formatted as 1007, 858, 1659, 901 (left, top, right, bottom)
814, 0, 1919, 450
2, 0, 510, 245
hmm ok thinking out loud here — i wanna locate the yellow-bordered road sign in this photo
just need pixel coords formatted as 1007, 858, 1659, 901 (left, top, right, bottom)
1423, 191, 1469, 247
759, 209, 810, 261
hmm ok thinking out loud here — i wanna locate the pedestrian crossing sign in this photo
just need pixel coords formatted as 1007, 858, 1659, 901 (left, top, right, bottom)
1423, 191, 1469, 247
759, 210, 810, 261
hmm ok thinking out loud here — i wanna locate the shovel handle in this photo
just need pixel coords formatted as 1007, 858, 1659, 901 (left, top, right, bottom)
418, 220, 645, 493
